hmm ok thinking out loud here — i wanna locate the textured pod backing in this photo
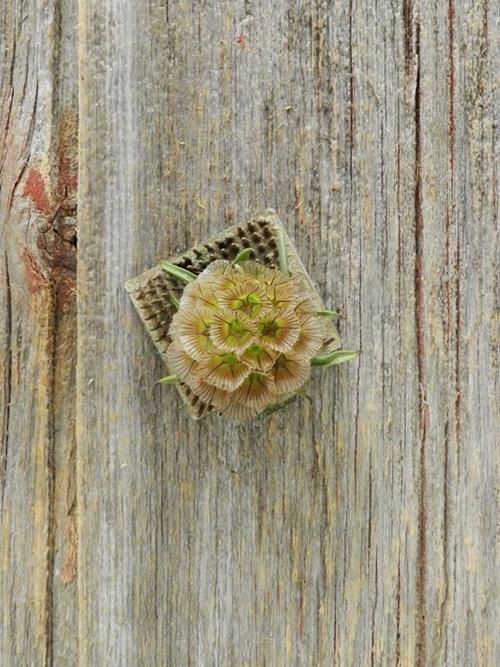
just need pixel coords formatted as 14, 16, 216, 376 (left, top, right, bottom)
125, 210, 341, 419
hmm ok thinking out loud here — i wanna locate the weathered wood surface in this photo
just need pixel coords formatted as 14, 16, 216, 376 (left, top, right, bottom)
1, 0, 78, 664
2, 0, 498, 665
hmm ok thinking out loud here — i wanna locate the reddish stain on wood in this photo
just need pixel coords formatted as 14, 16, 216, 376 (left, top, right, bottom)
22, 168, 52, 216
236, 34, 247, 50
53, 267, 76, 309
22, 112, 78, 220
19, 111, 78, 307
60, 515, 78, 585
21, 249, 49, 292
22, 249, 75, 306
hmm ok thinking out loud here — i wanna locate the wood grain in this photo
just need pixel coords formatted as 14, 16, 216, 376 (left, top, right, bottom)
2, 0, 498, 664
0, 0, 78, 664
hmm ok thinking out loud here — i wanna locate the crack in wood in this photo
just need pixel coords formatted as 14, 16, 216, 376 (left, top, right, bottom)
413, 19, 429, 667
0, 254, 12, 512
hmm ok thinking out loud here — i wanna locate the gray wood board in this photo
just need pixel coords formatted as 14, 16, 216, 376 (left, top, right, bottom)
0, 0, 78, 664
1, 0, 498, 665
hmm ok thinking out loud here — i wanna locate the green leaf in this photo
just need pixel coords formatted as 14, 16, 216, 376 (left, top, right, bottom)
317, 309, 342, 318
232, 248, 254, 265
160, 261, 197, 283
310, 350, 359, 367
262, 394, 298, 415
156, 374, 181, 385
276, 227, 289, 275
262, 390, 313, 415
295, 390, 313, 404
169, 291, 180, 308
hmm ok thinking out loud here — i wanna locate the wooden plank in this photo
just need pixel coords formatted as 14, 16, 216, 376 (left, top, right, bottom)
0, 0, 78, 664
77, 0, 498, 664
0, 0, 493, 664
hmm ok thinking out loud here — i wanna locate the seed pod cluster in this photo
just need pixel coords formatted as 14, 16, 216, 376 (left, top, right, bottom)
167, 260, 325, 420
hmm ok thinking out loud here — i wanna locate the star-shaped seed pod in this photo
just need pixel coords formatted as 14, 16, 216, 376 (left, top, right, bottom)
254, 309, 300, 352
209, 309, 256, 354
159, 251, 358, 420
169, 307, 214, 360
217, 279, 272, 318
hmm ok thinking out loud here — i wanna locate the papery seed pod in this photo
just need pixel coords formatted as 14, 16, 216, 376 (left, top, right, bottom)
243, 261, 289, 287
189, 377, 230, 408
255, 309, 300, 353
197, 350, 251, 391
232, 372, 276, 410
170, 307, 214, 360
266, 281, 302, 310
290, 313, 325, 360
129, 216, 357, 423
166, 342, 197, 382
166, 258, 333, 419
241, 343, 277, 373
198, 260, 239, 289
222, 400, 259, 422
270, 353, 311, 394
209, 309, 256, 354
178, 280, 220, 310
217, 279, 272, 318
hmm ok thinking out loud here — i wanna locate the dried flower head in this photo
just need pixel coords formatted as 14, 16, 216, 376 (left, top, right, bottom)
166, 260, 328, 420
127, 217, 360, 421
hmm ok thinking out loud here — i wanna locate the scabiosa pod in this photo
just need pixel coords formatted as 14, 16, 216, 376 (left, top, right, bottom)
125, 213, 357, 421
160, 256, 356, 420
